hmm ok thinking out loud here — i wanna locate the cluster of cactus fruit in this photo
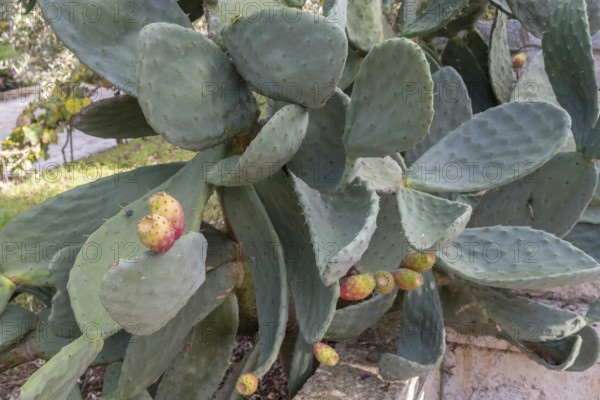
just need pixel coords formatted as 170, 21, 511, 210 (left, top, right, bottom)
3, 0, 600, 398
342, 252, 435, 300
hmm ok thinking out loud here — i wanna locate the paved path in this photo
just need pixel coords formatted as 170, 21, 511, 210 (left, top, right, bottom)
0, 87, 119, 170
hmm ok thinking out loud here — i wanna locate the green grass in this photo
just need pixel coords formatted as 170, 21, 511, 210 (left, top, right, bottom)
0, 136, 195, 228
0, 43, 18, 61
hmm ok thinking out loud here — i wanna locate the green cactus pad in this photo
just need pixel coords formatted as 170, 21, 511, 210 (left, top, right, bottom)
73, 96, 158, 139
325, 290, 398, 341
378, 271, 445, 380
287, 89, 358, 193
288, 336, 314, 397
16, 336, 103, 400
399, 0, 469, 37
292, 174, 379, 286
356, 194, 411, 273
356, 157, 404, 194
436, 226, 600, 290
406, 101, 571, 193
114, 264, 241, 398
469, 152, 598, 237
501, 331, 582, 371
397, 187, 472, 252
324, 0, 348, 30
397, 0, 428, 28
432, 0, 489, 37
99, 232, 207, 336
0, 275, 15, 316
0, 305, 37, 351
564, 222, 600, 262
204, 0, 284, 43
421, 43, 442, 74
37, 0, 191, 95
510, 51, 559, 105
339, 46, 362, 90
508, 0, 600, 38
102, 362, 122, 396
346, 0, 384, 51
208, 105, 308, 186
565, 325, 600, 371
0, 163, 182, 287
69, 149, 223, 338
441, 36, 496, 114
471, 285, 586, 342
222, 7, 347, 109
222, 186, 288, 378
48, 246, 82, 338
155, 296, 239, 400
66, 387, 82, 400
439, 283, 496, 337
405, 67, 472, 165
489, 11, 513, 103
543, 0, 598, 150
344, 38, 434, 158
136, 23, 258, 151
18, 312, 129, 366
255, 172, 339, 343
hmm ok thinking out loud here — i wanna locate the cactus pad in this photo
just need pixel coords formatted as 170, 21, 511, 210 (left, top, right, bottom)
356, 194, 411, 273
344, 38, 434, 158
73, 96, 158, 139
255, 172, 339, 343
37, 0, 191, 95
16, 336, 104, 400
399, 0, 469, 37
406, 101, 571, 192
543, 0, 598, 150
222, 7, 347, 108
469, 152, 598, 237
287, 89, 357, 193
208, 105, 308, 186
346, 0, 384, 51
292, 174, 379, 285
68, 149, 223, 338
489, 11, 513, 103
136, 23, 258, 151
436, 226, 600, 290
114, 264, 241, 398
155, 296, 239, 400
397, 187, 472, 252
0, 163, 182, 287
378, 271, 445, 380
405, 66, 473, 165
325, 289, 398, 341
100, 232, 207, 336
223, 186, 288, 378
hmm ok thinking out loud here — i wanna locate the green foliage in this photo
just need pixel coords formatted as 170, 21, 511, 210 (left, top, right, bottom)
3, 1, 600, 398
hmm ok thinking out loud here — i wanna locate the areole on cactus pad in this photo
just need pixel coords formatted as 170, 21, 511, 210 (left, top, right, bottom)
4, 0, 600, 398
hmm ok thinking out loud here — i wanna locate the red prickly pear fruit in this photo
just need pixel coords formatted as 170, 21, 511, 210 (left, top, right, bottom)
401, 252, 436, 273
313, 342, 339, 366
236, 372, 258, 396
392, 268, 424, 291
138, 214, 176, 253
148, 192, 185, 239
512, 53, 527, 69
340, 273, 376, 301
373, 271, 395, 294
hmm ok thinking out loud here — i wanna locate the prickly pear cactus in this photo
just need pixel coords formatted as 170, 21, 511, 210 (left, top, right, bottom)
3, 0, 600, 398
